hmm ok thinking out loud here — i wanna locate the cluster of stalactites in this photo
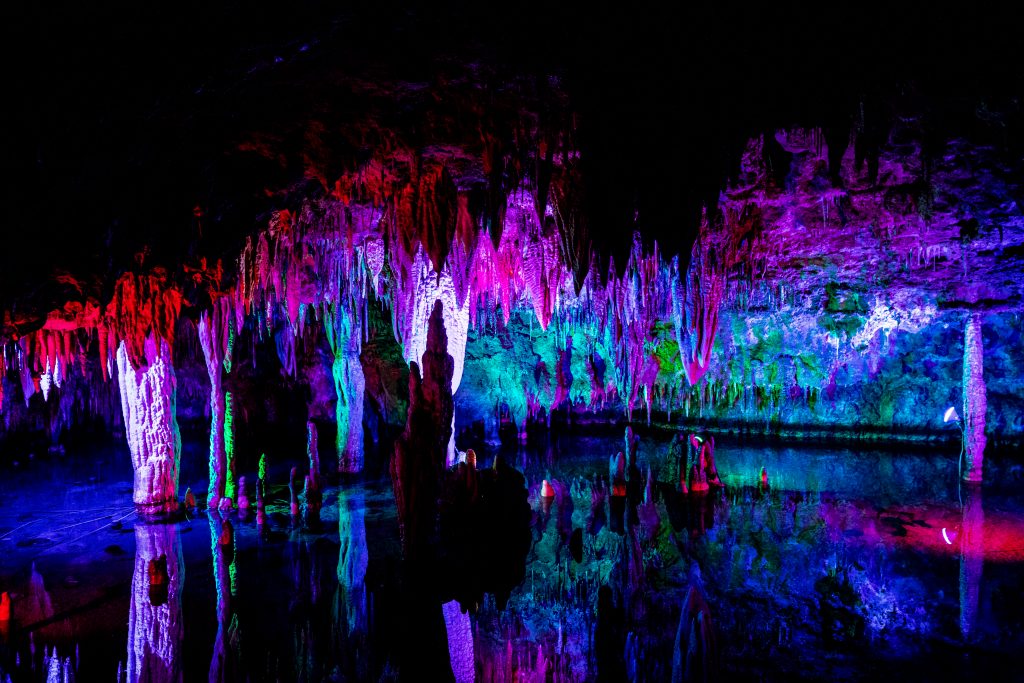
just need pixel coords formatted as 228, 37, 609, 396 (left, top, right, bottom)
672, 236, 726, 387
0, 269, 184, 420
237, 203, 382, 368
234, 184, 728, 430
105, 270, 184, 372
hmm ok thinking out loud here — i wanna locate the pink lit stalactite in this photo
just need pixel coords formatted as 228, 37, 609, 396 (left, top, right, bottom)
959, 483, 984, 641
128, 523, 183, 683
962, 314, 986, 482
672, 242, 725, 387
116, 334, 181, 516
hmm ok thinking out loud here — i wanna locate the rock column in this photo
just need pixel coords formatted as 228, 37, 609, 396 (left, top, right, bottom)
962, 314, 986, 482
117, 335, 181, 517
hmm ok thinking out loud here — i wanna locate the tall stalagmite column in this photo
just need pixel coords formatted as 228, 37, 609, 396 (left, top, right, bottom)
400, 249, 470, 466
962, 314, 986, 482
128, 523, 184, 683
117, 335, 181, 516
325, 306, 366, 473
199, 303, 236, 508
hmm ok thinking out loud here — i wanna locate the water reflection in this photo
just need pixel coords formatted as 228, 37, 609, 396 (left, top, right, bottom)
960, 483, 984, 641
287, 523, 333, 681
209, 514, 239, 682
334, 488, 368, 679
128, 523, 183, 683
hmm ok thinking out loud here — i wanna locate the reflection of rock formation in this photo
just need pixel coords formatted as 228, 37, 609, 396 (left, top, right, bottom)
960, 483, 984, 641
288, 529, 333, 681
442, 600, 474, 683
962, 314, 986, 482
117, 335, 181, 516
336, 489, 368, 637
671, 568, 717, 683
209, 515, 239, 682
128, 523, 183, 683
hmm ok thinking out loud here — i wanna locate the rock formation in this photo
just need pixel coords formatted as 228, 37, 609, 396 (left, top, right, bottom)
116, 335, 181, 517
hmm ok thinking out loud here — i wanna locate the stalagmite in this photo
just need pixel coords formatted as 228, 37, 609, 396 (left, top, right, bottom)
391, 301, 455, 559
116, 335, 181, 517
962, 314, 986, 482
199, 307, 229, 508
324, 306, 366, 473
128, 523, 183, 683
397, 249, 470, 466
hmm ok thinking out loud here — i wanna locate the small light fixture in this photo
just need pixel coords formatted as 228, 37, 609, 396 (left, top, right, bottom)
944, 406, 960, 424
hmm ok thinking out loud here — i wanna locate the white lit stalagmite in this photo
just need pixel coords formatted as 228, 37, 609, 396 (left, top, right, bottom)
397, 248, 470, 465
128, 523, 183, 683
117, 334, 181, 516
962, 314, 986, 482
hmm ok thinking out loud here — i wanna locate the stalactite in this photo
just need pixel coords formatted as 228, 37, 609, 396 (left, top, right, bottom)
116, 335, 181, 517
672, 238, 725, 387
198, 299, 233, 509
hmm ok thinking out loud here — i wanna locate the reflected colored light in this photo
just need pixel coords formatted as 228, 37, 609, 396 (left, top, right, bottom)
942, 527, 953, 545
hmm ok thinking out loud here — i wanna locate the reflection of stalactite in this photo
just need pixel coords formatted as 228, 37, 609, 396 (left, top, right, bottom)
209, 515, 238, 683
288, 529, 331, 682
128, 524, 183, 683
670, 568, 718, 683
116, 335, 181, 516
442, 600, 474, 683
960, 483, 984, 641
962, 314, 986, 482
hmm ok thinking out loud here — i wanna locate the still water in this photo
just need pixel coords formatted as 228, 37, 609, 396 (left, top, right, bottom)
1, 432, 1022, 681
